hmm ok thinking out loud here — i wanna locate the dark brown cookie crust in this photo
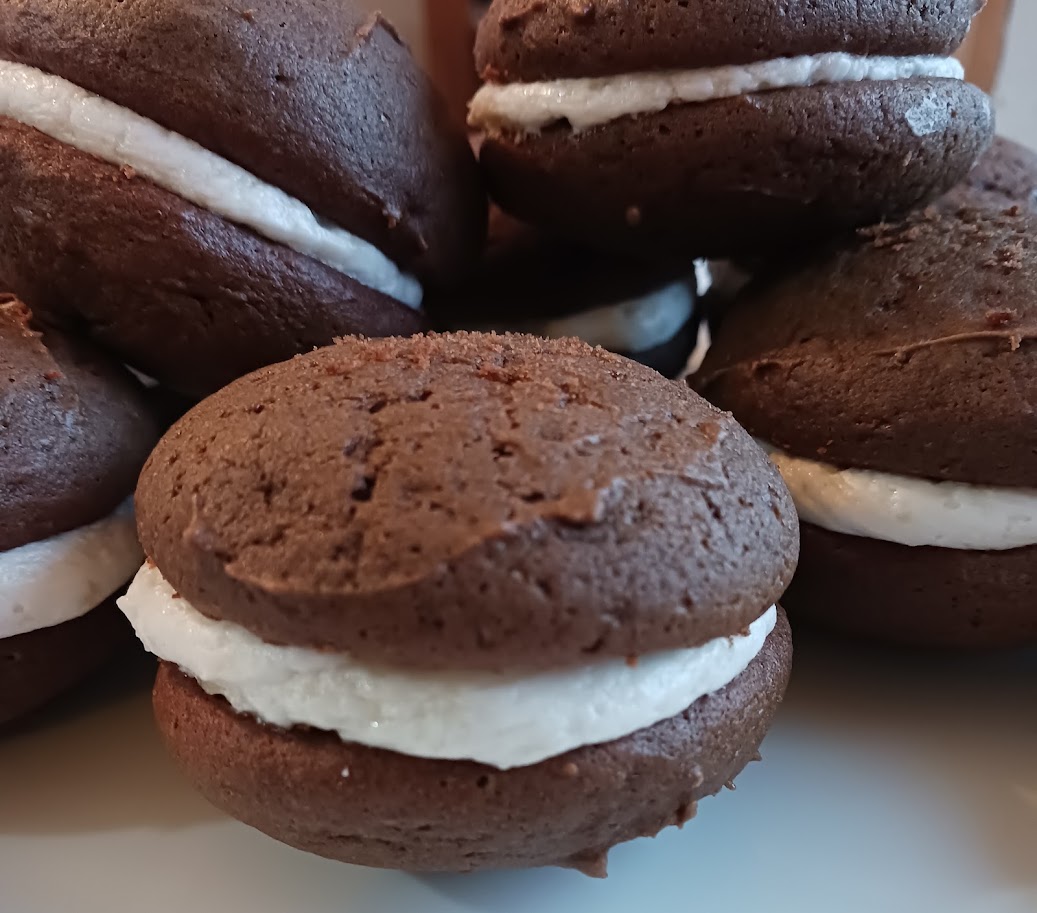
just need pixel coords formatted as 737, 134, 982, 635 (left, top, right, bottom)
476, 0, 980, 82
696, 203, 1037, 487
0, 0, 486, 281
0, 119, 426, 397
137, 334, 797, 671
153, 607, 792, 875
426, 206, 693, 324
784, 525, 1037, 648
0, 597, 130, 726
0, 298, 158, 551
943, 135, 1037, 212
480, 79, 992, 257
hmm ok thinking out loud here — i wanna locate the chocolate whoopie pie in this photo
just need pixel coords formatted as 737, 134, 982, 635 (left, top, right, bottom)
695, 197, 1037, 648
120, 333, 797, 875
0, 0, 486, 396
0, 297, 159, 726
469, 0, 993, 257
426, 207, 701, 377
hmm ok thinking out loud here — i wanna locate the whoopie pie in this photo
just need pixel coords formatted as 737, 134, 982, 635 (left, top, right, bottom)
469, 0, 993, 256
695, 189, 1037, 648
1, 297, 159, 725
120, 333, 797, 875
0, 0, 486, 395
427, 206, 701, 377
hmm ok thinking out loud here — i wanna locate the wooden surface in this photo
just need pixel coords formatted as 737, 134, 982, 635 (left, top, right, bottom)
425, 0, 478, 125
958, 0, 1013, 91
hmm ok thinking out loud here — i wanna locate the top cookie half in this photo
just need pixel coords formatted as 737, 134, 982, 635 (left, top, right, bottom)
136, 333, 798, 672
0, 0, 483, 280
476, 0, 981, 80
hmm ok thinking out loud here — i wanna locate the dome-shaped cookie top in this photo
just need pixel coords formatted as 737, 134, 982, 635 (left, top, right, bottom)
476, 0, 980, 82
137, 333, 797, 671
696, 202, 1037, 486
0, 297, 159, 550
0, 0, 485, 281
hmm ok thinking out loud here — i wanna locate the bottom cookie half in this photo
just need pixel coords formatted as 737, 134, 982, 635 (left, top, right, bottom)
153, 607, 792, 875
0, 597, 131, 726
785, 523, 1037, 648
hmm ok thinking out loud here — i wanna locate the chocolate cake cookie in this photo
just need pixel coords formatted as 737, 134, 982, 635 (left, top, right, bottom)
0, 296, 159, 725
469, 0, 993, 257
121, 333, 798, 874
427, 207, 701, 377
695, 198, 1037, 648
0, 0, 486, 395
943, 135, 1037, 212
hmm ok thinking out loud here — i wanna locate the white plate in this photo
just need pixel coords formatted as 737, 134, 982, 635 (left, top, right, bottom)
2, 634, 1035, 913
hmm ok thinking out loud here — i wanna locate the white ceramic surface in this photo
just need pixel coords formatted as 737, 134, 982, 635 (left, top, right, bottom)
1, 635, 1035, 913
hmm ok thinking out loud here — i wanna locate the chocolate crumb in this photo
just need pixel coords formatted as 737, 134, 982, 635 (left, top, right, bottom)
568, 0, 595, 21
986, 308, 1018, 328
674, 801, 698, 827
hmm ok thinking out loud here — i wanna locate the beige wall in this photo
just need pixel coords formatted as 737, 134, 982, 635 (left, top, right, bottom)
996, 1, 1037, 149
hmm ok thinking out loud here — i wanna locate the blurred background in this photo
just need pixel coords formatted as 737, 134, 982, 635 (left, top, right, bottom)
372, 0, 1036, 150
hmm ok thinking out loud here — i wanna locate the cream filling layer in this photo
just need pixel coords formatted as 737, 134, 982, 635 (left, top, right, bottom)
119, 562, 777, 770
0, 60, 422, 308
469, 53, 964, 133
0, 499, 141, 639
466, 279, 694, 352
764, 445, 1037, 550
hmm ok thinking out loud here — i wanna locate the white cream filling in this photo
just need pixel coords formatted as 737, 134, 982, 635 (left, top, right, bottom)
0, 499, 142, 639
0, 60, 422, 309
466, 278, 694, 353
764, 444, 1037, 550
469, 53, 964, 133
119, 562, 776, 770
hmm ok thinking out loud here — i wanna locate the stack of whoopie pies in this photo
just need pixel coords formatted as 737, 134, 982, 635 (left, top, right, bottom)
7, 0, 1029, 883
0, 0, 803, 875
695, 136, 1037, 649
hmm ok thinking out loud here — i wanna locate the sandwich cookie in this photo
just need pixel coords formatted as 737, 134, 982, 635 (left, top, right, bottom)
470, 0, 993, 256
0, 297, 159, 725
695, 200, 1037, 648
121, 333, 797, 874
427, 207, 700, 377
0, 0, 486, 395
